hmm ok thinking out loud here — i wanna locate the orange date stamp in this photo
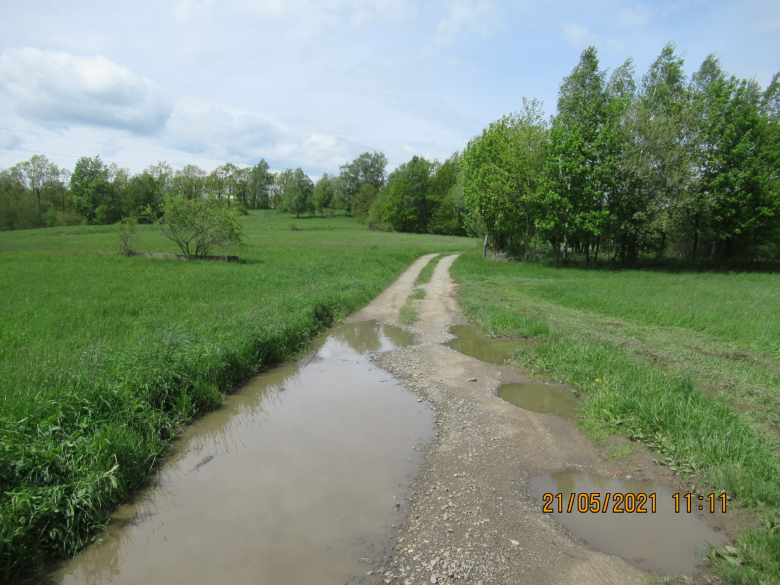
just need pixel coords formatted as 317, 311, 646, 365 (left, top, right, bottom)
541, 492, 728, 514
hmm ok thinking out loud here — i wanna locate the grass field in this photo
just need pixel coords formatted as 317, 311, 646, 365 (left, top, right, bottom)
0, 212, 474, 580
450, 251, 780, 583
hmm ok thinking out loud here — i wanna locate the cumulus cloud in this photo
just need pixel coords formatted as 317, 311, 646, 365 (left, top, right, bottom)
0, 48, 173, 135
433, 0, 502, 47
161, 103, 363, 172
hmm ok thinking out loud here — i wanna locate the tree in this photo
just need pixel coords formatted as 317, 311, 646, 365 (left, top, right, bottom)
14, 155, 57, 212
385, 156, 431, 233
337, 151, 388, 211
70, 156, 112, 224
313, 173, 338, 214
546, 46, 609, 261
277, 168, 314, 217
159, 196, 244, 258
249, 159, 274, 209
172, 164, 207, 201
352, 183, 377, 221
463, 100, 549, 254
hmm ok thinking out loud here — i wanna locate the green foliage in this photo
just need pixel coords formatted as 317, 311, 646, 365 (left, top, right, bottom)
352, 183, 377, 221
159, 196, 245, 257
116, 215, 139, 256
0, 212, 474, 580
337, 151, 388, 211
313, 172, 338, 215
276, 168, 314, 218
463, 99, 548, 255
385, 156, 432, 233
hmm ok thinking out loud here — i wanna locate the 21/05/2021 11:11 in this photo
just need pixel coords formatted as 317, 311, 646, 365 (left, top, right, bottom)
542, 492, 728, 514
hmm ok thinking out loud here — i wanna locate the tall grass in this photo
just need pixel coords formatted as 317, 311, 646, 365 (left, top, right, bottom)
450, 250, 780, 583
0, 212, 474, 580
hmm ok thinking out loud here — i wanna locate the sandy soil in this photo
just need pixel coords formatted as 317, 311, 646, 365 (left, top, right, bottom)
347, 253, 668, 585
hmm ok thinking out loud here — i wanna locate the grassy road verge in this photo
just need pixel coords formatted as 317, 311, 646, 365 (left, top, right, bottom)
450, 250, 780, 583
0, 212, 474, 580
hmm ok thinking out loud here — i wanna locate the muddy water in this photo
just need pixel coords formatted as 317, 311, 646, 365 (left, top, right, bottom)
498, 383, 580, 419
531, 470, 727, 575
445, 325, 533, 365
53, 321, 430, 585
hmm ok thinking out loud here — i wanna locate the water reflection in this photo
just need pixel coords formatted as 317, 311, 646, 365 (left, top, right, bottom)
531, 470, 727, 575
498, 383, 580, 419
445, 325, 533, 365
52, 321, 428, 585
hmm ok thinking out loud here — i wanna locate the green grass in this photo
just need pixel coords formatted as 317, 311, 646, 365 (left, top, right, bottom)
0, 211, 475, 581
450, 250, 780, 584
415, 253, 442, 285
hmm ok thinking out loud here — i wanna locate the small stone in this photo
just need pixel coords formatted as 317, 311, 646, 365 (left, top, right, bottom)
467, 378, 477, 382
510, 539, 519, 546
430, 574, 439, 584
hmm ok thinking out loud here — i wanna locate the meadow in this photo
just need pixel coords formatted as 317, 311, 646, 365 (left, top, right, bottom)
0, 212, 474, 580
450, 252, 780, 583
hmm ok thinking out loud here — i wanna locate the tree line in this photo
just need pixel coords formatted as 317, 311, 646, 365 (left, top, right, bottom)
2, 42, 777, 265
462, 44, 780, 265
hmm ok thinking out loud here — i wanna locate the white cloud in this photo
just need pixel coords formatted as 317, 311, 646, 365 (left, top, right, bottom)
0, 48, 173, 136
619, 4, 651, 27
563, 22, 592, 46
433, 0, 502, 47
161, 103, 363, 172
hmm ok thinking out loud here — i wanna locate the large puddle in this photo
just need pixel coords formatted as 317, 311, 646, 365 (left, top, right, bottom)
445, 325, 533, 365
498, 382, 580, 419
52, 321, 430, 585
531, 470, 727, 575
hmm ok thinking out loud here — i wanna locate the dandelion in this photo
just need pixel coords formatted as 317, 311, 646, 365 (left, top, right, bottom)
595, 378, 601, 382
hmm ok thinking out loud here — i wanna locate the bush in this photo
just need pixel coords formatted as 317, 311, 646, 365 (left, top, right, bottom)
159, 197, 244, 258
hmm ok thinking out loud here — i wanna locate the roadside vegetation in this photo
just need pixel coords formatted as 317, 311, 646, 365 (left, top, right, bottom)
450, 250, 780, 583
0, 213, 473, 581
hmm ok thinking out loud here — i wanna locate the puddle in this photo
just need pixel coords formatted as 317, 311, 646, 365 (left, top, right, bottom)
445, 325, 533, 365
52, 321, 430, 585
531, 470, 728, 575
498, 383, 580, 419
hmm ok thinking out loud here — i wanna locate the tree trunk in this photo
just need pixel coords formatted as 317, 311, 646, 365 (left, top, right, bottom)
585, 238, 591, 264
563, 223, 569, 262
483, 234, 488, 259
594, 236, 600, 263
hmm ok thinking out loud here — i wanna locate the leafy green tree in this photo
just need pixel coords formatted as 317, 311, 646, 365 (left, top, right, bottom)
159, 196, 244, 258
546, 46, 608, 261
464, 100, 549, 254
337, 151, 388, 211
313, 173, 338, 214
14, 155, 58, 213
385, 156, 431, 233
172, 164, 207, 200
249, 159, 274, 209
70, 156, 113, 224
352, 183, 377, 221
277, 168, 314, 217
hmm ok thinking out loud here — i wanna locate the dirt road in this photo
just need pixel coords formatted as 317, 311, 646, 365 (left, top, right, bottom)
349, 253, 648, 585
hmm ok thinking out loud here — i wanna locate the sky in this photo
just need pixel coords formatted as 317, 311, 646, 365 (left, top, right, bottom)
0, 0, 778, 178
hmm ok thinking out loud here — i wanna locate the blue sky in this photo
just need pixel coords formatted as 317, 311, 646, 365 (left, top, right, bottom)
0, 0, 778, 177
